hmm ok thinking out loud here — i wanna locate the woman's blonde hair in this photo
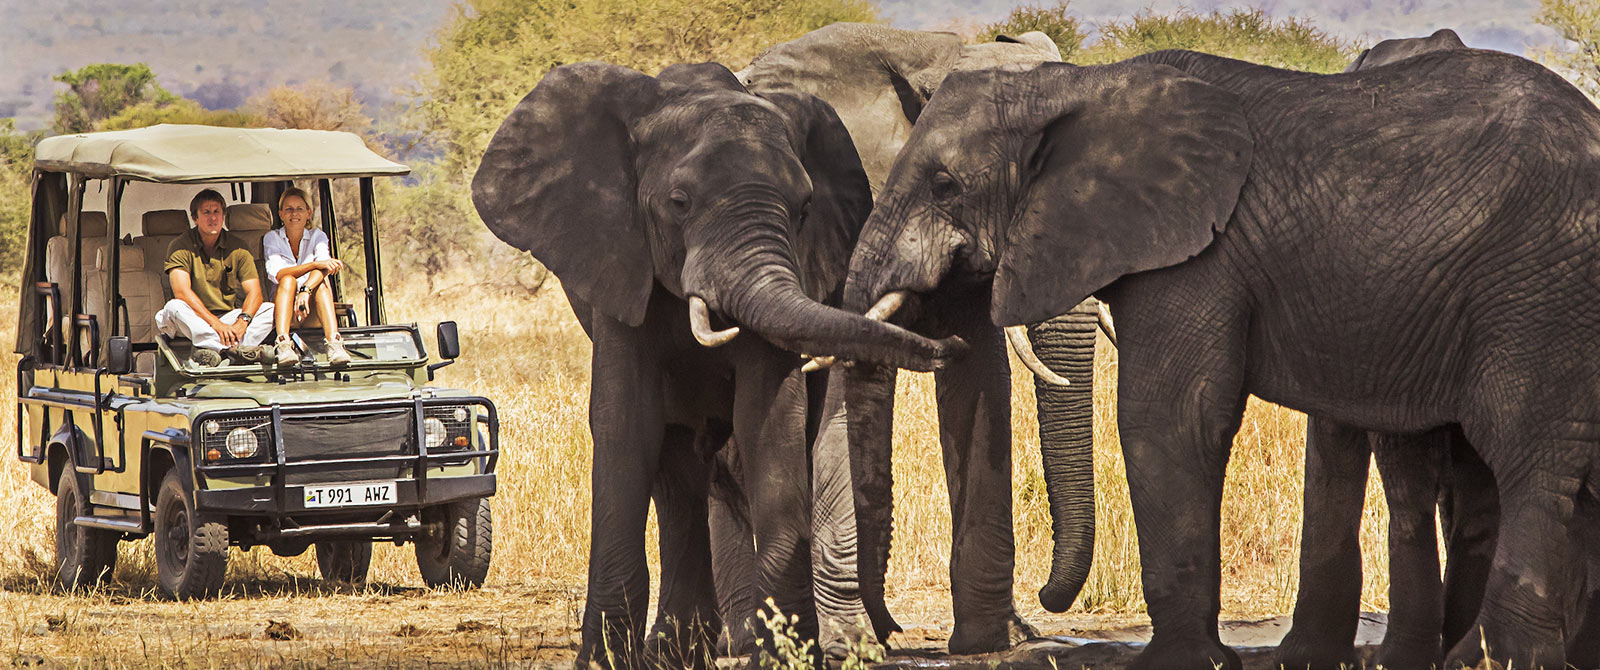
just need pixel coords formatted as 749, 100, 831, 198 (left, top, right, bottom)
276, 187, 315, 229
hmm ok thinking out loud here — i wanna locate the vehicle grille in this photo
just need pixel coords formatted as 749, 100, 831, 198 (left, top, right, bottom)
280, 407, 415, 485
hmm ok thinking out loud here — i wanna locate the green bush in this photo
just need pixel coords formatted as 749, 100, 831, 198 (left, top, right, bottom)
1078, 8, 1360, 73
975, 2, 1086, 60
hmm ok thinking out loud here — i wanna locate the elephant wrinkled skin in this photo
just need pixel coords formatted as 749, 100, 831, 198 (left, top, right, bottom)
766, 48, 1600, 670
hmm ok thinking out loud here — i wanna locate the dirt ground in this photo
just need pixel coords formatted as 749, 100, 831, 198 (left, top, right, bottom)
0, 577, 1390, 669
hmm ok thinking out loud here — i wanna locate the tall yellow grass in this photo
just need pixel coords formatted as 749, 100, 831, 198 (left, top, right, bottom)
0, 278, 1393, 618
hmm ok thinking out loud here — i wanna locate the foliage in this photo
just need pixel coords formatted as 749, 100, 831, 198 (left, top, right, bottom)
410, 0, 881, 177
0, 120, 44, 277
249, 82, 375, 138
97, 99, 263, 131
1533, 0, 1600, 102
756, 599, 817, 670
975, 2, 1086, 60
1077, 8, 1360, 73
51, 63, 179, 134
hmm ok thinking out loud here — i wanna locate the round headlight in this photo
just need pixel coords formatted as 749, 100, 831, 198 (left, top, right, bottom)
452, 407, 469, 423
203, 420, 220, 435
226, 427, 260, 459
424, 417, 447, 449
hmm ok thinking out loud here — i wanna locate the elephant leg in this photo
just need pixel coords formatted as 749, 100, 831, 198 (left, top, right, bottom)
708, 441, 760, 658
578, 319, 666, 670
1445, 426, 1580, 668
1372, 428, 1451, 670
1114, 286, 1248, 670
1276, 417, 1370, 670
646, 425, 720, 669
1439, 428, 1497, 651
1565, 484, 1600, 667
934, 291, 1034, 654
733, 355, 819, 666
810, 372, 879, 661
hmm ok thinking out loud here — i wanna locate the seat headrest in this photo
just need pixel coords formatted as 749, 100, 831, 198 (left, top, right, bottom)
96, 245, 146, 272
143, 209, 191, 236
227, 204, 273, 232
58, 211, 109, 237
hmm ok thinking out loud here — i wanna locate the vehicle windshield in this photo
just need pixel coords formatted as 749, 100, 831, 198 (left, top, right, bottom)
167, 325, 425, 376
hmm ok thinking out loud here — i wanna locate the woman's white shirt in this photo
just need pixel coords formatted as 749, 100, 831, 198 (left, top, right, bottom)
262, 227, 332, 288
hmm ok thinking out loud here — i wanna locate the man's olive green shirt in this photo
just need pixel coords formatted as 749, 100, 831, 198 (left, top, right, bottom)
164, 228, 259, 315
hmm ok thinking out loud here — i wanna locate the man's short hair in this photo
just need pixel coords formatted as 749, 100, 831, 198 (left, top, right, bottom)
189, 189, 227, 221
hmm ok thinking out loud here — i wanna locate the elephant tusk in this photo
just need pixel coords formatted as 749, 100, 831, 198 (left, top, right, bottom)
801, 355, 835, 373
689, 296, 740, 347
1005, 325, 1071, 387
865, 290, 909, 321
1096, 301, 1118, 348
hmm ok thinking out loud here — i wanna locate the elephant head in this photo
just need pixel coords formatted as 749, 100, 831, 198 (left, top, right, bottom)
472, 61, 960, 369
1345, 28, 1467, 72
738, 23, 1061, 193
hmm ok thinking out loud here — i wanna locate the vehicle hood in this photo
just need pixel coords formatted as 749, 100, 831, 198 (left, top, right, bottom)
185, 374, 424, 405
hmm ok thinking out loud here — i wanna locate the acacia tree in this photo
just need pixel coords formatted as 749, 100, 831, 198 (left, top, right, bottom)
1534, 0, 1600, 102
51, 63, 179, 134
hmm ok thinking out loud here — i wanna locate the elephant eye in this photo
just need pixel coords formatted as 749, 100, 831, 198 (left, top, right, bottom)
930, 172, 961, 201
667, 188, 692, 214
796, 201, 811, 225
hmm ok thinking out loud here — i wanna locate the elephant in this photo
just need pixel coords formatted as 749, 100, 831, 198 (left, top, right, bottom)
760, 47, 1600, 669
1279, 30, 1600, 670
736, 23, 1103, 655
470, 60, 957, 668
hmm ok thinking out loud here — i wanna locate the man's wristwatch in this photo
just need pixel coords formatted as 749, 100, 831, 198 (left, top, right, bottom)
239, 313, 253, 323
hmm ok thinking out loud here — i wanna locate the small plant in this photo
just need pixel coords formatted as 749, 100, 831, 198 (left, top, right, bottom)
839, 616, 885, 670
756, 598, 816, 670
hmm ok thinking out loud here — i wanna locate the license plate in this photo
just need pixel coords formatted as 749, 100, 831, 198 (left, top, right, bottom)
302, 481, 397, 508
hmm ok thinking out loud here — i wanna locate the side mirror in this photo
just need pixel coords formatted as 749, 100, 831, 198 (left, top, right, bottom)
107, 336, 132, 376
427, 322, 460, 381
436, 321, 461, 360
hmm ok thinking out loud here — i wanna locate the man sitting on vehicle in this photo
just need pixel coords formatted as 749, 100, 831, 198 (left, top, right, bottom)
154, 189, 275, 367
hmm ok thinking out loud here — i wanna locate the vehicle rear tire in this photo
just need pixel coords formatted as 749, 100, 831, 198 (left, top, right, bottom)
315, 541, 372, 584
415, 497, 491, 588
153, 470, 228, 599
54, 469, 119, 590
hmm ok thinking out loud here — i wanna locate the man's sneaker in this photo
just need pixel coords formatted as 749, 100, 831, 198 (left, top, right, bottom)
326, 337, 351, 366
189, 348, 223, 368
275, 338, 300, 366
228, 344, 272, 365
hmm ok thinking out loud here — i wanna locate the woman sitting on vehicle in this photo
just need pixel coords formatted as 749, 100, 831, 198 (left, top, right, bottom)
265, 187, 351, 366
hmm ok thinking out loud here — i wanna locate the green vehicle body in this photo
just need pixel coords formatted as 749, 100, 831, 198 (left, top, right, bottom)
15, 125, 501, 593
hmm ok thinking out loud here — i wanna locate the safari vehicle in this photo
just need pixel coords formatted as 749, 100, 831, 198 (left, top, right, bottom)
14, 125, 500, 599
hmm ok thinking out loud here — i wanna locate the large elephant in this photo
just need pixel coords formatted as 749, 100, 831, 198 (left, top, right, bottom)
471, 61, 958, 669
763, 48, 1600, 669
735, 23, 1102, 655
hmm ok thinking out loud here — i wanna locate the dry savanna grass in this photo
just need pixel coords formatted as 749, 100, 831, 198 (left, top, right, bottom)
0, 275, 1396, 663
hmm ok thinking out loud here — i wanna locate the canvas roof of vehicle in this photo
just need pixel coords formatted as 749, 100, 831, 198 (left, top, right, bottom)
33, 124, 409, 183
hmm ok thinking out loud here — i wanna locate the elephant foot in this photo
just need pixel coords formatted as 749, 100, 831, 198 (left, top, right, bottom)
716, 621, 758, 658
948, 612, 1037, 655
644, 616, 719, 670
1275, 627, 1358, 670
1374, 632, 1443, 670
1130, 636, 1240, 670
818, 614, 886, 665
1445, 626, 1563, 670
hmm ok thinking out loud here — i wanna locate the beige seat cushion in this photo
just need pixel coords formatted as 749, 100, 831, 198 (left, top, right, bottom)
226, 203, 274, 285
136, 209, 191, 301
94, 244, 161, 346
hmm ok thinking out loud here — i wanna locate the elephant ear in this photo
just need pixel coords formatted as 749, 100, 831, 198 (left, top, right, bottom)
472, 62, 665, 327
992, 62, 1254, 326
757, 90, 872, 302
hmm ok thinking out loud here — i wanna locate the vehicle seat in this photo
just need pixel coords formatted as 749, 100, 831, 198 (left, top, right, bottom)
135, 209, 190, 301
225, 203, 273, 286
94, 244, 161, 346
45, 211, 109, 289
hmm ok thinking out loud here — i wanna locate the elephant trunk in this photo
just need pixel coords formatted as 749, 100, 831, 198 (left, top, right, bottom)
1030, 304, 1099, 613
844, 361, 902, 642
693, 215, 958, 372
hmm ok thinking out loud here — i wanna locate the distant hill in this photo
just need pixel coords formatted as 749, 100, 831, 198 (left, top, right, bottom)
0, 0, 455, 131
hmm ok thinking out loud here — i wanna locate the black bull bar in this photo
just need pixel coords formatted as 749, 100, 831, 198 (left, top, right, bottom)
190, 397, 499, 520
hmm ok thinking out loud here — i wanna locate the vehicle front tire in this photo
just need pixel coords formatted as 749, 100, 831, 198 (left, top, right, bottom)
54, 469, 119, 590
153, 470, 227, 599
315, 541, 372, 584
415, 497, 491, 588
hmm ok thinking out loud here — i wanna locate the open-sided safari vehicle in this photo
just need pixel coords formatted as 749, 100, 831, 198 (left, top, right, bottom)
14, 125, 500, 598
